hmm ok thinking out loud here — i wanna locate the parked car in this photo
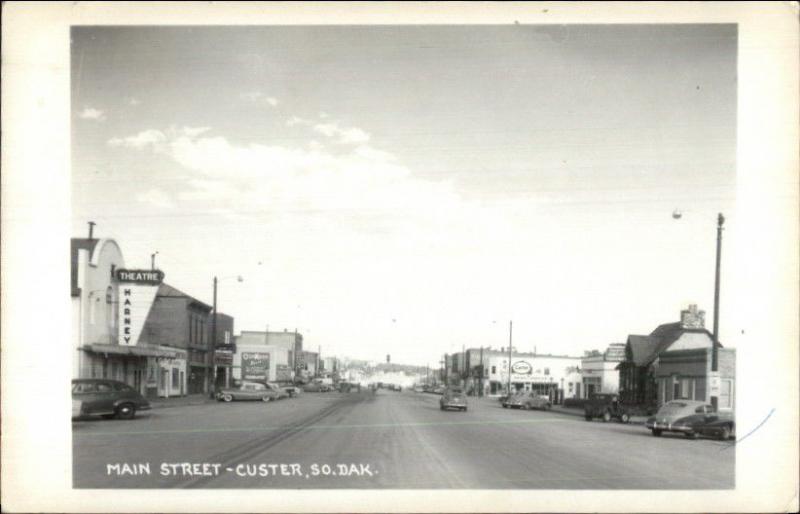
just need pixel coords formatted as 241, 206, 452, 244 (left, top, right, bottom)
264, 382, 292, 399
72, 378, 151, 420
440, 387, 468, 411
645, 400, 734, 439
302, 381, 332, 393
217, 382, 280, 402
584, 393, 631, 423
504, 392, 552, 410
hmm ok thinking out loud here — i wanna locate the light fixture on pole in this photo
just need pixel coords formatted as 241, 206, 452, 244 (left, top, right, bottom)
151, 251, 159, 271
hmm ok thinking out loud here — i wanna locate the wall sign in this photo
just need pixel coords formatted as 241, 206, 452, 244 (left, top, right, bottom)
116, 269, 164, 346
242, 352, 270, 381
511, 361, 532, 374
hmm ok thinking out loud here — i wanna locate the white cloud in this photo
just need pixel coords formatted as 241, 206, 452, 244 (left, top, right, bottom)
108, 129, 166, 148
241, 91, 278, 107
78, 107, 106, 121
287, 117, 369, 144
136, 188, 175, 209
178, 126, 211, 138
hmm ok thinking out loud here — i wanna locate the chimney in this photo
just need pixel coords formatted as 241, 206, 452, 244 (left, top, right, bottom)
88, 221, 96, 240
680, 304, 706, 329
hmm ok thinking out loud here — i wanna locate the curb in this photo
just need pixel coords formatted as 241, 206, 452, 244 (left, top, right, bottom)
550, 406, 647, 425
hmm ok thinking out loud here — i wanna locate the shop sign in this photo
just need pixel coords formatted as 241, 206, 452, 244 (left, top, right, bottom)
709, 371, 721, 396
116, 269, 165, 284
511, 361, 532, 374
215, 350, 233, 366
242, 352, 270, 381
117, 273, 162, 346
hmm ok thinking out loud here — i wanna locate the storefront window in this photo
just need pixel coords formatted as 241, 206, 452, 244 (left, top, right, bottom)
172, 368, 179, 388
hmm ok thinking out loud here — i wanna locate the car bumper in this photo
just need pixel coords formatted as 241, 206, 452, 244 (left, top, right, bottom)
645, 421, 692, 433
442, 402, 466, 408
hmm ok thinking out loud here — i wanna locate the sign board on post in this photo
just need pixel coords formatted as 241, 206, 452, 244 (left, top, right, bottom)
709, 371, 721, 396
241, 352, 270, 381
214, 350, 233, 366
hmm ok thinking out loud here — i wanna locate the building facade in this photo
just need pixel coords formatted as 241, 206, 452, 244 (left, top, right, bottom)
580, 343, 625, 398
451, 348, 582, 402
72, 236, 196, 398
618, 305, 735, 411
232, 330, 303, 384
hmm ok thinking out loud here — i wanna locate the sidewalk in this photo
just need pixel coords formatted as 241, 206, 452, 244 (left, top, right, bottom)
148, 393, 216, 410
549, 404, 648, 425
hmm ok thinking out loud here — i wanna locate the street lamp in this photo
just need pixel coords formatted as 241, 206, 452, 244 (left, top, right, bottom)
210, 274, 243, 398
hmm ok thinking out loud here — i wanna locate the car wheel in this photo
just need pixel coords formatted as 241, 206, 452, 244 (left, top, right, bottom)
585, 414, 592, 421
719, 426, 731, 441
115, 403, 136, 420
652, 428, 662, 437
462, 407, 467, 412
545, 404, 551, 411
620, 413, 630, 424
262, 395, 273, 402
440, 405, 445, 411
602, 411, 612, 422
523, 403, 530, 410
502, 404, 508, 408
685, 431, 699, 439
222, 394, 233, 402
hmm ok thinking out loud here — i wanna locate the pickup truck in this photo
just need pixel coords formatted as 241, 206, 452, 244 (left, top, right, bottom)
584, 393, 631, 423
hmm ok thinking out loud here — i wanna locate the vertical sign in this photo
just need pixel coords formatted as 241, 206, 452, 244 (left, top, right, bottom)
116, 269, 164, 346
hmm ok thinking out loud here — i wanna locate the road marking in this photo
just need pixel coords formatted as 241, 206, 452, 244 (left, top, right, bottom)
74, 416, 572, 437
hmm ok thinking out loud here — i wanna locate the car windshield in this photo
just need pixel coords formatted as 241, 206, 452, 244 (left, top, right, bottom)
658, 402, 689, 415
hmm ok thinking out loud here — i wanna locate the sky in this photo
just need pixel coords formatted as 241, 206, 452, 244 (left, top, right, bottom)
71, 25, 738, 366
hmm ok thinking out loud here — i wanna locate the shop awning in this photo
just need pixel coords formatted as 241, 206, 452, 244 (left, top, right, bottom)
83, 344, 180, 359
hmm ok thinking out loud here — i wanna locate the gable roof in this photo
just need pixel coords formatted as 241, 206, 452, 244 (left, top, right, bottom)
156, 283, 212, 312
71, 238, 99, 297
625, 322, 721, 367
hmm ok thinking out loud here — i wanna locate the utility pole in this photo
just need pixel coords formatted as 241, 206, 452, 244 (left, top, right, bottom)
444, 353, 448, 386
507, 320, 513, 396
479, 346, 484, 397
711, 213, 725, 411
209, 276, 218, 398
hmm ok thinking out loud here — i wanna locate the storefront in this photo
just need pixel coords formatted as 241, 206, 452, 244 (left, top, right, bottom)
483, 351, 583, 402
80, 343, 185, 398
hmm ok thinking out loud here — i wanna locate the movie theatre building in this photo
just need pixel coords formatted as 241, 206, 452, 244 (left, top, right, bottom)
72, 236, 209, 398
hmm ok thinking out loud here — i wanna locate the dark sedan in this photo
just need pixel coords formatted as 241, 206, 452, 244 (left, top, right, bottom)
440, 387, 468, 411
645, 400, 734, 439
72, 379, 151, 420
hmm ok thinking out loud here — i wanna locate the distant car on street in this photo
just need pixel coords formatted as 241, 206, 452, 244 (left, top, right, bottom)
504, 392, 552, 411
217, 382, 280, 402
440, 387, 468, 411
645, 400, 734, 439
584, 393, 630, 423
72, 378, 151, 420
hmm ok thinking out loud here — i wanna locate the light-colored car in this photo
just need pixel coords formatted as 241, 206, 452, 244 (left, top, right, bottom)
217, 382, 280, 402
264, 382, 291, 399
645, 400, 732, 439
502, 392, 551, 410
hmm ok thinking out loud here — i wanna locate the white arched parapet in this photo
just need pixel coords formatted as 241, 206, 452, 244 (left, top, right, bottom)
89, 238, 125, 269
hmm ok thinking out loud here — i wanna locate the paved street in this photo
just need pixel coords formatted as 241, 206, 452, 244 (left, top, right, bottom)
73, 390, 734, 489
